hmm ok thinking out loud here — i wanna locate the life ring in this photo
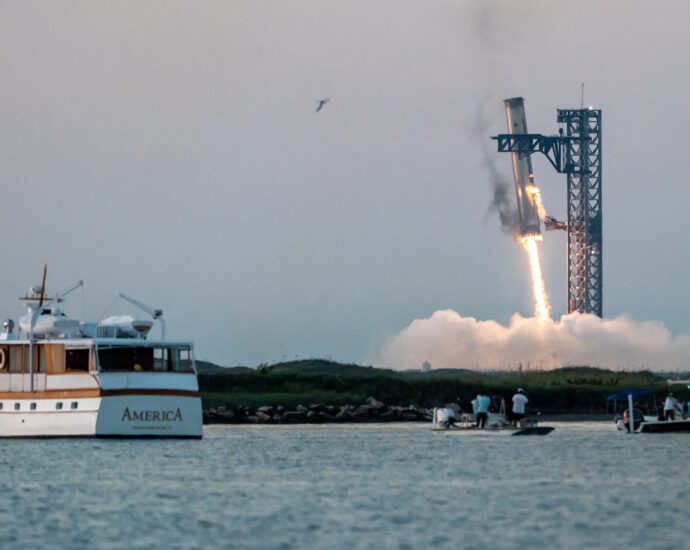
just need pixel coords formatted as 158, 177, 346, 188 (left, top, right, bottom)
0, 348, 6, 370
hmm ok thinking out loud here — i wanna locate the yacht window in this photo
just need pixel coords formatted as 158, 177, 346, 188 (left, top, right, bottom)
0, 403, 3, 410
56, 402, 63, 410
169, 348, 194, 373
38, 346, 47, 373
46, 345, 66, 374
14, 403, 20, 411
98, 347, 154, 372
70, 402, 78, 410
9, 346, 23, 373
30, 402, 36, 411
169, 349, 181, 372
0, 345, 8, 372
153, 348, 168, 372
66, 349, 89, 372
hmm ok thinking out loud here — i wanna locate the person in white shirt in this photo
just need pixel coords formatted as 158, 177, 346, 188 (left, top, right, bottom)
475, 392, 490, 429
511, 388, 529, 425
664, 393, 679, 421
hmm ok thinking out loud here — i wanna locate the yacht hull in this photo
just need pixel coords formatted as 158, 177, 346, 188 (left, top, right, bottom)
0, 394, 202, 438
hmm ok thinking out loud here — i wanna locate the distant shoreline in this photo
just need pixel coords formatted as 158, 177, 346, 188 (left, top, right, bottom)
203, 409, 614, 426
197, 359, 677, 422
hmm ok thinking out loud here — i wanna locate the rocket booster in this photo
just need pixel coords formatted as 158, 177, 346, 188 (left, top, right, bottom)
504, 97, 542, 237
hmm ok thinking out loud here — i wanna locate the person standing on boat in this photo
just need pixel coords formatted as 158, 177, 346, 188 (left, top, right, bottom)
511, 388, 529, 426
664, 393, 680, 421
475, 392, 490, 429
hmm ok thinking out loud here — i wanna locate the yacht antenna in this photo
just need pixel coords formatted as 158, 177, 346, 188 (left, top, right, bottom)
38, 265, 47, 307
54, 280, 85, 303
28, 279, 82, 393
118, 293, 166, 339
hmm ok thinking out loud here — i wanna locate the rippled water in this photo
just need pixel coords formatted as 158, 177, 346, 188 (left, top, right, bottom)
1, 422, 688, 549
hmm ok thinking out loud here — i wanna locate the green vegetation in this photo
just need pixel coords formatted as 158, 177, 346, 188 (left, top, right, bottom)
198, 359, 681, 414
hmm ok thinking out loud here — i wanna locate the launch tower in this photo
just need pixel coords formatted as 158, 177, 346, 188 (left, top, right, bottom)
492, 102, 603, 317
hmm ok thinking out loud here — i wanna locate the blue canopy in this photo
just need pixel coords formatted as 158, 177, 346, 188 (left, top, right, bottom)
606, 388, 655, 401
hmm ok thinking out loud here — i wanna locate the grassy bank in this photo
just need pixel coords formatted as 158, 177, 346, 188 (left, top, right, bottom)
198, 359, 679, 414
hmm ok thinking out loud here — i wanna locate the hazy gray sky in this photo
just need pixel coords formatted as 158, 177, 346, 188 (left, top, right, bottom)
1, 1, 689, 366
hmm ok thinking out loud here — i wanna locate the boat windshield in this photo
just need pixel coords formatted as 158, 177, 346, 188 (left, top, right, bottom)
98, 346, 194, 373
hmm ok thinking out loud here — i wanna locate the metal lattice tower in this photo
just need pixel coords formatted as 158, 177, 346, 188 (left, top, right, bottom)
492, 104, 603, 318
558, 109, 602, 316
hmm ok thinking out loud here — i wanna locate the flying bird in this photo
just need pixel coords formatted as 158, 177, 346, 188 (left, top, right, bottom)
315, 99, 330, 113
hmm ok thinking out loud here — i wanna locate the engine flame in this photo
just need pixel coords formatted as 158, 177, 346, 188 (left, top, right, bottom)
525, 185, 546, 220
520, 234, 551, 322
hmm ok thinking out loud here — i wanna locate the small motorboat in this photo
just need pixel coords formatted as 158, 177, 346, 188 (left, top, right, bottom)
615, 411, 690, 433
611, 389, 690, 434
431, 400, 554, 436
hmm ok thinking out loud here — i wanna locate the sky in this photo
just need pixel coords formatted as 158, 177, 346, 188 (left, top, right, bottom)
1, 1, 690, 367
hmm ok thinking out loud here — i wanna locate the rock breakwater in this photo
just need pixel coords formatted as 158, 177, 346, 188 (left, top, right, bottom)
203, 397, 434, 425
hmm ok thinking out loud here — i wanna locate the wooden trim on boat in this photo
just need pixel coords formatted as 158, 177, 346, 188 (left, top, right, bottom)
0, 389, 101, 399
100, 389, 199, 398
0, 389, 199, 400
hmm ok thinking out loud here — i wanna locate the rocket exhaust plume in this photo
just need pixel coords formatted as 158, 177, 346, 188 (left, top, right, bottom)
521, 234, 550, 322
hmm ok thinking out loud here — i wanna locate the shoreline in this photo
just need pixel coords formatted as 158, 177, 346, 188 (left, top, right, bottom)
203, 401, 614, 425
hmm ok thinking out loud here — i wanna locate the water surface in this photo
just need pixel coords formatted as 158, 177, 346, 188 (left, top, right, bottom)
0, 422, 687, 548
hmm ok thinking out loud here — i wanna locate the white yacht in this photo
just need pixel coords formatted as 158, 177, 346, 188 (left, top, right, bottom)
0, 277, 202, 438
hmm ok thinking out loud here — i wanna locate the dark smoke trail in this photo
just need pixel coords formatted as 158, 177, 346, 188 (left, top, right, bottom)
481, 153, 518, 234
469, 101, 518, 235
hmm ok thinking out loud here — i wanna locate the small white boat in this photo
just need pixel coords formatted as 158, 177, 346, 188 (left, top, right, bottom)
615, 410, 690, 433
609, 389, 690, 434
0, 273, 202, 438
431, 401, 553, 436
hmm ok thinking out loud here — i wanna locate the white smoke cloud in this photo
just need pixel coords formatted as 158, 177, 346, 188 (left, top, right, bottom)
377, 310, 690, 372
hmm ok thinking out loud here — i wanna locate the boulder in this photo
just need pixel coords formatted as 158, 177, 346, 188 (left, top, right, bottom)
283, 411, 307, 423
366, 396, 384, 408
379, 409, 398, 421
353, 405, 371, 421
217, 409, 236, 422
296, 404, 309, 413
324, 405, 340, 416
306, 410, 319, 423
418, 407, 434, 420
316, 411, 333, 423
255, 411, 272, 422
335, 406, 355, 421
257, 406, 275, 415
